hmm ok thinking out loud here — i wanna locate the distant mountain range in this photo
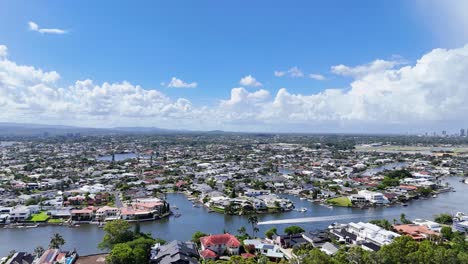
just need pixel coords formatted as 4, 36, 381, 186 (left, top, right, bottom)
0, 122, 192, 136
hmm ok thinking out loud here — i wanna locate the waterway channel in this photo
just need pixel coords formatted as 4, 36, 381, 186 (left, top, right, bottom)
0, 176, 466, 256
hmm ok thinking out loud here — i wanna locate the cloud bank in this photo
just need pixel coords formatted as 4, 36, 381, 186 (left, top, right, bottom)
1, 44, 468, 132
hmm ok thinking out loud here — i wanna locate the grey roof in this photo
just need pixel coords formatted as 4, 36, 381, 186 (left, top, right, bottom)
6, 252, 34, 264
151, 240, 199, 264
321, 242, 339, 255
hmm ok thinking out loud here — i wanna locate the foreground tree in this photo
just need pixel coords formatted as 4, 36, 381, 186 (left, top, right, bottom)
191, 231, 208, 246
284, 226, 305, 235
49, 233, 65, 249
99, 219, 135, 250
107, 243, 133, 264
265, 227, 277, 239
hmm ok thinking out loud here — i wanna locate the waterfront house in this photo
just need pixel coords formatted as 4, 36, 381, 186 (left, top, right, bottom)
199, 233, 240, 259
357, 190, 388, 204
120, 207, 153, 221
9, 206, 31, 222
150, 240, 200, 264
393, 224, 439, 241
452, 212, 468, 233
412, 219, 442, 232
275, 233, 308, 248
243, 239, 284, 261
302, 231, 331, 248
346, 222, 399, 247
71, 208, 95, 222
95, 206, 120, 222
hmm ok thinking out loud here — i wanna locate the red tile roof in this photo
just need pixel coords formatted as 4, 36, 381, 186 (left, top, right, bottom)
241, 253, 256, 258
200, 249, 217, 259
200, 233, 241, 248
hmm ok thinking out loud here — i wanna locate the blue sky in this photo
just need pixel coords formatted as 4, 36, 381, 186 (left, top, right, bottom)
0, 0, 468, 132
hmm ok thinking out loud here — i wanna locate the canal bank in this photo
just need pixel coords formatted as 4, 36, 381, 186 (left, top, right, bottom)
0, 176, 466, 257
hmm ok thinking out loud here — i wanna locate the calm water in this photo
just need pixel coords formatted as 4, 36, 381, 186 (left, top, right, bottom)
0, 177, 466, 256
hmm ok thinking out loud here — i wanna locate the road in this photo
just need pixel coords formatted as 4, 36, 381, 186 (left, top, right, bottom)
113, 192, 123, 208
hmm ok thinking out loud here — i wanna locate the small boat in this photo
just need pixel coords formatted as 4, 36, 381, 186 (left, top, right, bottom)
174, 213, 181, 218
432, 194, 438, 198
300, 197, 306, 200
172, 206, 178, 209
298, 207, 307, 212
402, 203, 408, 207
193, 204, 200, 208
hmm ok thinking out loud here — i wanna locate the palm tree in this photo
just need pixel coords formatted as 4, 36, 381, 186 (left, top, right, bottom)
253, 227, 259, 237
400, 213, 409, 224
237, 226, 247, 236
34, 246, 45, 258
248, 214, 258, 238
49, 233, 65, 249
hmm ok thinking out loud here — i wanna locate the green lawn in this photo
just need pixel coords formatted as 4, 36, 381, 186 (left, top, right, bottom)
47, 218, 64, 224
30, 212, 50, 222
327, 196, 352, 207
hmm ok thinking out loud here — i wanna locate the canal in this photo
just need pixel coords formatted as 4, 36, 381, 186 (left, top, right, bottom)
0, 177, 466, 257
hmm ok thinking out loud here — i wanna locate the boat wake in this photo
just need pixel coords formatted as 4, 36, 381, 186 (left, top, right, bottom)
258, 214, 362, 225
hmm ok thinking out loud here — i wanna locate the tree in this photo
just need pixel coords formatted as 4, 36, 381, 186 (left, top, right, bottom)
441, 226, 453, 240
237, 226, 247, 236
99, 219, 135, 250
265, 227, 277, 239
134, 222, 141, 235
434, 213, 453, 225
300, 248, 333, 264
247, 214, 258, 238
229, 188, 236, 198
284, 226, 305, 235
34, 246, 45, 258
400, 213, 411, 224
369, 219, 392, 230
107, 243, 133, 264
49, 233, 65, 249
192, 231, 208, 246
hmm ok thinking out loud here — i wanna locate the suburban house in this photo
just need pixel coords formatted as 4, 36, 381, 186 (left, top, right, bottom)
95, 206, 120, 222
357, 190, 388, 204
199, 233, 240, 260
393, 224, 439, 241
9, 206, 31, 222
243, 239, 284, 261
71, 208, 95, 222
150, 240, 199, 264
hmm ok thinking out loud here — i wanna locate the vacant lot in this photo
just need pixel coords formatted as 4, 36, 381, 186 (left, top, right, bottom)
327, 196, 352, 207
30, 212, 49, 222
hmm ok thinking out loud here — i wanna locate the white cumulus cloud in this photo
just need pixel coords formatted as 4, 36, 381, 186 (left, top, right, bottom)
309, 74, 326, 81
239, 75, 262, 87
28, 21, 67, 35
167, 77, 197, 88
2, 43, 468, 132
0, 45, 7, 58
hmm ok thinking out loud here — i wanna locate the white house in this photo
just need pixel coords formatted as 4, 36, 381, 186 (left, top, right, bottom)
357, 190, 388, 204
